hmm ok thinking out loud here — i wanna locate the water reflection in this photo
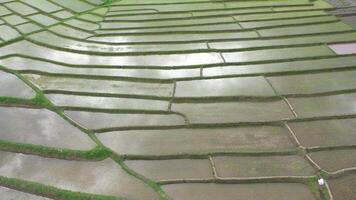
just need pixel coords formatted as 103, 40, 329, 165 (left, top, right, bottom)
46, 94, 169, 110
0, 57, 200, 79
0, 71, 35, 98
0, 186, 50, 200
163, 183, 316, 200
0, 107, 95, 150
0, 152, 159, 200
0, 41, 223, 67
97, 127, 295, 155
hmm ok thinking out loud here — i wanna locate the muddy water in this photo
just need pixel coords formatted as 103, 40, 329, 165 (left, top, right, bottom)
175, 76, 275, 97
329, 42, 356, 54
46, 94, 169, 111
309, 149, 356, 172
288, 118, 356, 148
0, 71, 35, 98
97, 126, 296, 155
0, 152, 159, 200
24, 74, 174, 98
268, 70, 356, 95
0, 57, 200, 79
65, 111, 185, 130
329, 173, 356, 200
163, 183, 316, 200
0, 41, 223, 67
172, 101, 294, 124
0, 107, 96, 150
288, 93, 356, 118
126, 159, 212, 181
0, 186, 51, 200
213, 155, 315, 178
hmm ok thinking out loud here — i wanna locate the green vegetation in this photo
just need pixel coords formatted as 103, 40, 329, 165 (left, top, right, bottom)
0, 96, 37, 107
102, 0, 114, 5
0, 140, 111, 161
305, 177, 324, 200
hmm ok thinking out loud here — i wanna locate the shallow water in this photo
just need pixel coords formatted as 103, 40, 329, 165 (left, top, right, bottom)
289, 118, 356, 148
213, 155, 315, 178
0, 151, 159, 200
328, 173, 356, 200
163, 183, 316, 200
97, 126, 296, 155
309, 149, 356, 172
0, 186, 51, 200
0, 107, 96, 150
0, 71, 35, 98
65, 111, 185, 130
126, 159, 212, 181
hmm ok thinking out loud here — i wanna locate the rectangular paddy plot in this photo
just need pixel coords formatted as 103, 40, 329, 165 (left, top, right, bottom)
288, 93, 356, 118
267, 70, 356, 95
328, 174, 356, 200
163, 183, 316, 200
0, 41, 224, 67
213, 155, 316, 178
0, 0, 356, 199
46, 94, 170, 111
88, 31, 259, 43
125, 159, 213, 181
329, 42, 356, 55
221, 46, 335, 63
97, 126, 297, 156
208, 32, 356, 51
65, 110, 186, 130
0, 57, 201, 79
171, 101, 294, 124
96, 23, 242, 34
308, 149, 356, 173
203, 56, 356, 77
24, 74, 175, 98
257, 22, 354, 37
175, 77, 276, 98
288, 118, 356, 148
100, 16, 237, 29
29, 31, 208, 53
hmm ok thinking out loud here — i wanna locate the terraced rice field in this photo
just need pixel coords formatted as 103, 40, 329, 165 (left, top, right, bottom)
0, 0, 355, 199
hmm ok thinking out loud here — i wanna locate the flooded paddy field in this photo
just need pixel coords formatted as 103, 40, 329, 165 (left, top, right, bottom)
0, 0, 355, 199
